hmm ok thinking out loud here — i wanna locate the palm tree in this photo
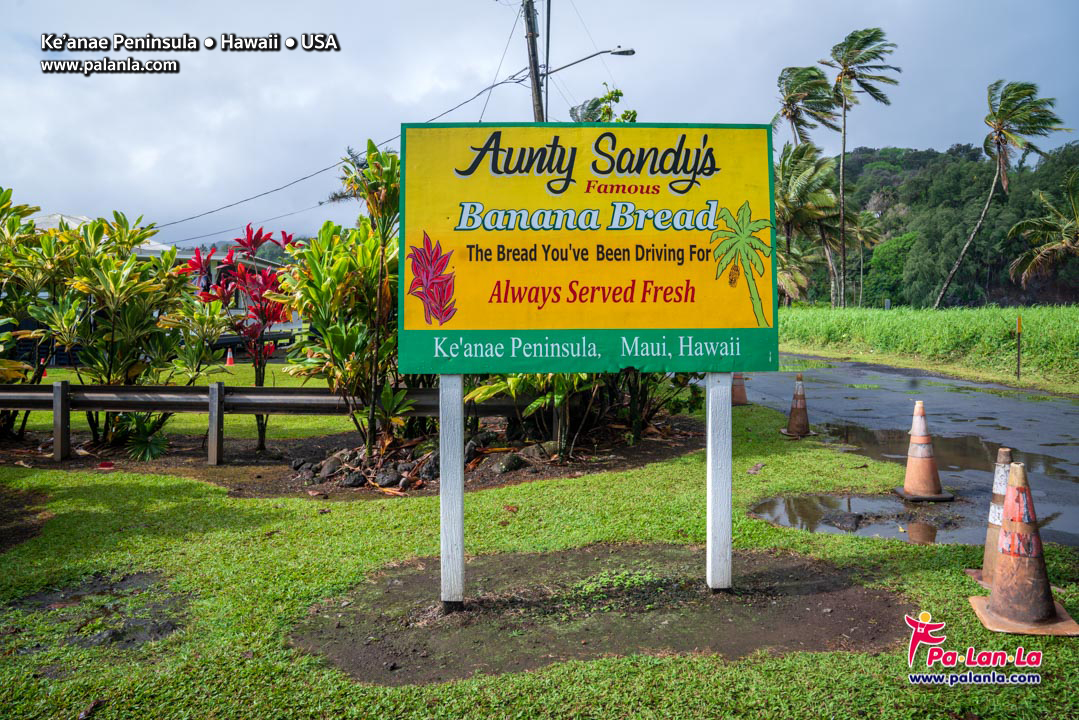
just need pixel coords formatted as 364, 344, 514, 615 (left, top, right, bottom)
933, 80, 1068, 307
774, 142, 838, 260
773, 67, 839, 146
777, 236, 824, 304
848, 210, 883, 305
710, 201, 772, 327
774, 142, 844, 305
821, 27, 900, 307
1008, 167, 1079, 287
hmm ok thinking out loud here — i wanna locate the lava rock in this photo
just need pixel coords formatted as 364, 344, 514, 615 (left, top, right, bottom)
298, 469, 316, 484
319, 456, 343, 479
463, 439, 478, 462
375, 468, 400, 488
396, 461, 415, 474
520, 440, 559, 460
470, 430, 498, 447
290, 458, 306, 471
419, 451, 440, 481
340, 471, 367, 488
492, 453, 526, 474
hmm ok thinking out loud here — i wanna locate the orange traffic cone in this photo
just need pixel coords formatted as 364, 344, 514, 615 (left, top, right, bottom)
894, 401, 953, 502
779, 374, 816, 438
731, 373, 749, 406
40, 358, 47, 378
226, 348, 235, 366
965, 447, 1012, 589
969, 462, 1079, 635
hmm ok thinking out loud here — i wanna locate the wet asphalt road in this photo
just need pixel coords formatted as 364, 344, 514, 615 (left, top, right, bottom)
744, 354, 1079, 547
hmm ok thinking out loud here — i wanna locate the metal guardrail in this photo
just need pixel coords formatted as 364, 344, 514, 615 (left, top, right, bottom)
0, 382, 520, 465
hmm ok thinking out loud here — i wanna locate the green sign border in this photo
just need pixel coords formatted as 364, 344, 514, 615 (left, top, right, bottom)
398, 122, 779, 374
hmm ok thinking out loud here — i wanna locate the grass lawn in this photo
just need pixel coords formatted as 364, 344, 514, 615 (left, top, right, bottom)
19, 364, 357, 440
1, 404, 1076, 719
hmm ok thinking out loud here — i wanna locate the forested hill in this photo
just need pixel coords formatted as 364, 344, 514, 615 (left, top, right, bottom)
838, 141, 1078, 307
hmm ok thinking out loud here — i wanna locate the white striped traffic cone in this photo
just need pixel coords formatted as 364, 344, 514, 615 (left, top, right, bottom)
965, 447, 1012, 589
894, 401, 953, 502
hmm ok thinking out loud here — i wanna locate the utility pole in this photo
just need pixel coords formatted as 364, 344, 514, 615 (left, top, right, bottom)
522, 0, 545, 121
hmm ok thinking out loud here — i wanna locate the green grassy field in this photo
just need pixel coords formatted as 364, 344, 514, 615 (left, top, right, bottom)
779, 306, 1079, 395
1, 404, 1076, 719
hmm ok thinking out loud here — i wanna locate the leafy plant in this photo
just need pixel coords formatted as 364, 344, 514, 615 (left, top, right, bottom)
183, 224, 294, 451
2, 209, 223, 447
1009, 168, 1079, 287
277, 218, 402, 453
123, 415, 170, 461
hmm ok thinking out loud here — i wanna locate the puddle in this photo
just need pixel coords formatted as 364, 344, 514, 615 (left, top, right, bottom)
748, 494, 981, 544
821, 424, 1074, 482
6, 572, 186, 657
289, 544, 910, 686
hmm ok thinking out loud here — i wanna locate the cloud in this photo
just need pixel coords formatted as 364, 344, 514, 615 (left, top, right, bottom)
3, 0, 1076, 246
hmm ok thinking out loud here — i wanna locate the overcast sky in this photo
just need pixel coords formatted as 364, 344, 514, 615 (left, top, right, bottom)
2, 0, 1076, 246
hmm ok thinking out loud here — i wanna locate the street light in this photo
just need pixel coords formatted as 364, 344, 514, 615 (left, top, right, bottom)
538, 47, 636, 121
543, 46, 636, 78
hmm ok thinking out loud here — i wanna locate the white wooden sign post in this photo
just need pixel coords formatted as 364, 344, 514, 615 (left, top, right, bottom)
705, 372, 733, 589
439, 374, 465, 612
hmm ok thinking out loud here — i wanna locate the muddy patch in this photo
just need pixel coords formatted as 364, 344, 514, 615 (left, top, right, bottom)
748, 493, 981, 545
289, 544, 911, 686
0, 484, 50, 553
6, 572, 186, 659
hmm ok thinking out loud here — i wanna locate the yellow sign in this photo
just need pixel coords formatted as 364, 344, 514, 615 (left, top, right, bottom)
399, 123, 778, 373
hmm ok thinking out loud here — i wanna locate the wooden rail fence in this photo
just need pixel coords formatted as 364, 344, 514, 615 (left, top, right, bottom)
0, 382, 519, 465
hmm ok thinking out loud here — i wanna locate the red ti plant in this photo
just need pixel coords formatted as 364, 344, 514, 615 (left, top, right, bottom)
407, 231, 457, 325
184, 224, 296, 451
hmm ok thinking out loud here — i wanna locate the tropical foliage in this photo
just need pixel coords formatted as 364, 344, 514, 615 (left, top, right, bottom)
820, 27, 900, 306
1009, 168, 1079, 287
277, 218, 406, 449
183, 224, 294, 451
934, 80, 1068, 307
773, 66, 838, 145
0, 197, 226, 451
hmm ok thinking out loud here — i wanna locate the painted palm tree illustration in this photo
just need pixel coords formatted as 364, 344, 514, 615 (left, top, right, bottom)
710, 201, 772, 328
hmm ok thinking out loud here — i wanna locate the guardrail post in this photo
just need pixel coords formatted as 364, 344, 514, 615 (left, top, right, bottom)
439, 374, 465, 613
208, 382, 224, 465
53, 380, 70, 462
706, 372, 733, 590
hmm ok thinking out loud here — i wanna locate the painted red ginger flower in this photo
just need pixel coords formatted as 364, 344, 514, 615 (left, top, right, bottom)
408, 231, 457, 325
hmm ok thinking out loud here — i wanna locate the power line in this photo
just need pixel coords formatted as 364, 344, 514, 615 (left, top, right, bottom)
567, 0, 618, 88
155, 163, 342, 229
169, 202, 326, 246
157, 61, 539, 233
544, 0, 552, 120
481, 5, 523, 121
